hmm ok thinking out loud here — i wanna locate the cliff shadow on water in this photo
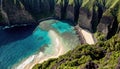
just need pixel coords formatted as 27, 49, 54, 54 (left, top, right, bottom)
0, 25, 37, 47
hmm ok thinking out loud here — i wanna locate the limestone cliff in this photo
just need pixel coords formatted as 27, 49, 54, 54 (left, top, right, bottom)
0, 0, 35, 26
0, 0, 120, 69
0, 0, 120, 38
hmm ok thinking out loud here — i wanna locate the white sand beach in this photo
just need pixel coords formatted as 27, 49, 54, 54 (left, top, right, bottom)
16, 27, 95, 69
16, 30, 65, 69
81, 28, 95, 44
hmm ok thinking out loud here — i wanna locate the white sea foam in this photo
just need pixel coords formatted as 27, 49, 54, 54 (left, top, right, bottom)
15, 27, 95, 69
15, 52, 44, 69
15, 30, 65, 69
16, 55, 35, 69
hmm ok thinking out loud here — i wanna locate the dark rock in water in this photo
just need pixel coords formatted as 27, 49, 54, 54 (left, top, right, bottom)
84, 61, 98, 69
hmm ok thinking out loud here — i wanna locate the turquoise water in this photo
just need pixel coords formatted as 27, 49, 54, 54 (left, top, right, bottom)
0, 20, 78, 69
0, 26, 51, 69
52, 21, 75, 34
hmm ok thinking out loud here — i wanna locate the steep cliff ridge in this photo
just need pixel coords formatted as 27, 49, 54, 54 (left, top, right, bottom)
20, 0, 52, 20
0, 0, 120, 37
33, 34, 120, 69
0, 0, 120, 69
97, 0, 120, 39
0, 0, 35, 26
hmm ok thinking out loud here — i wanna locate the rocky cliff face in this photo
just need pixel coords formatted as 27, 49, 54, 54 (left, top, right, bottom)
0, 0, 120, 38
58, 0, 120, 39
0, 0, 35, 26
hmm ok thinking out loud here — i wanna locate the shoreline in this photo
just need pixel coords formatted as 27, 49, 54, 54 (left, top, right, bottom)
80, 28, 95, 44
15, 25, 95, 69
16, 30, 65, 69
74, 25, 95, 44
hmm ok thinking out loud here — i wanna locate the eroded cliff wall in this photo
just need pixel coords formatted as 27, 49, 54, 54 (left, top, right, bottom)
0, 0, 120, 38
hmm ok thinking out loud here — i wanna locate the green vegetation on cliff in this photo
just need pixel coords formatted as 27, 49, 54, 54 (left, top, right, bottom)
0, 0, 120, 68
31, 1, 120, 69
1, 0, 120, 28
33, 34, 120, 69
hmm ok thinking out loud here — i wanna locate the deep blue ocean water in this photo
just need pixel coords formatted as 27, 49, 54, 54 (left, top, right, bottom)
0, 26, 51, 69
0, 20, 77, 69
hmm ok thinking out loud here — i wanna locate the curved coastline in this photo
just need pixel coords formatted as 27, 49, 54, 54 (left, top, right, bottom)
74, 25, 96, 45
80, 28, 95, 44
16, 30, 66, 69
16, 28, 96, 69
2, 19, 79, 69
15, 22, 96, 69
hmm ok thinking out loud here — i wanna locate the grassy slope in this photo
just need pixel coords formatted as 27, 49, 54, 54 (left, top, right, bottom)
1, 0, 120, 22
33, 34, 120, 69
117, 2, 120, 23
33, 0, 120, 69
103, 0, 120, 16
81, 0, 95, 11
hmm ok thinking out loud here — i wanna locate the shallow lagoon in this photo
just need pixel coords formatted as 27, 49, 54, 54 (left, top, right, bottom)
0, 20, 79, 69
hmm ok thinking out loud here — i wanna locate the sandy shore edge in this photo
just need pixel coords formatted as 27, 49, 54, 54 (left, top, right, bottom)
80, 28, 95, 44
16, 27, 95, 69
16, 30, 65, 69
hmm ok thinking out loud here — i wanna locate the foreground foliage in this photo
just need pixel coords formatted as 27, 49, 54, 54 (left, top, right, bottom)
33, 34, 120, 69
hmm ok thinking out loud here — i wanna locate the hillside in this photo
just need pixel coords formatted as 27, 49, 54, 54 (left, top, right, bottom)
31, 0, 120, 69
33, 34, 120, 69
0, 0, 120, 37
0, 0, 120, 69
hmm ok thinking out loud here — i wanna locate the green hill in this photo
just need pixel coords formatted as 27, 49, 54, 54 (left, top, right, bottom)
33, 34, 120, 69
0, 0, 120, 69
